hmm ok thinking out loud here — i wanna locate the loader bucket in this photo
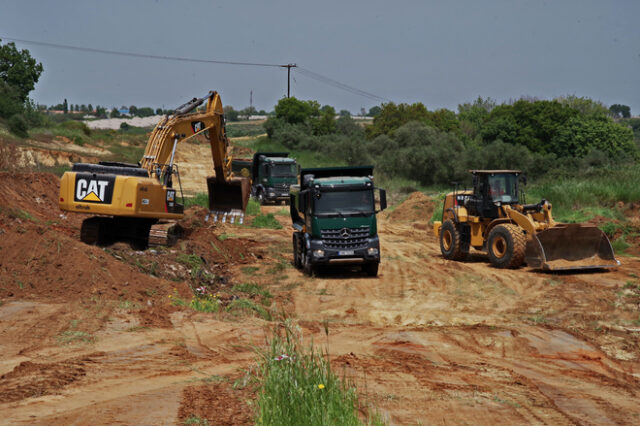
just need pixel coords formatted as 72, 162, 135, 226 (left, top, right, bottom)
525, 224, 620, 271
206, 176, 250, 223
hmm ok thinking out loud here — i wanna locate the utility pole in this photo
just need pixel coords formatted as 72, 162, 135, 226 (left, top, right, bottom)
250, 90, 253, 109
281, 64, 297, 98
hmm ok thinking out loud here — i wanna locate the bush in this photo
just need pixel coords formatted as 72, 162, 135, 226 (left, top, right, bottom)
8, 114, 28, 137
59, 120, 91, 136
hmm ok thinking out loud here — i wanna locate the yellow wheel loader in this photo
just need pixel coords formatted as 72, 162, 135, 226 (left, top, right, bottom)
433, 170, 619, 271
59, 90, 249, 248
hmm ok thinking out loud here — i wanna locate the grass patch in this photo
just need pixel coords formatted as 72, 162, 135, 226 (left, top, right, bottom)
246, 199, 262, 216
234, 136, 342, 169
250, 213, 283, 229
254, 323, 383, 425
227, 298, 271, 321
183, 415, 210, 425
57, 330, 94, 345
241, 266, 260, 276
232, 282, 273, 300
184, 192, 209, 208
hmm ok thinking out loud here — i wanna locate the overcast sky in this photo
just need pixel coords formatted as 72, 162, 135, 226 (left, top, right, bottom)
1, 0, 639, 114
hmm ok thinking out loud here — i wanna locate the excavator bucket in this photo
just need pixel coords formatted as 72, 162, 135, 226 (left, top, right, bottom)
525, 224, 620, 271
206, 176, 250, 224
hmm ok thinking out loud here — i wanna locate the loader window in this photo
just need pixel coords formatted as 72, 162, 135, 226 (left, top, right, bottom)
314, 189, 374, 216
488, 174, 518, 203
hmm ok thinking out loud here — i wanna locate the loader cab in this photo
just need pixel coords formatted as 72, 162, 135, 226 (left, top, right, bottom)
471, 170, 521, 219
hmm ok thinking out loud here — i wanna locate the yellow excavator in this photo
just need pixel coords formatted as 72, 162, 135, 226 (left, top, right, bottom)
59, 90, 249, 248
433, 170, 619, 271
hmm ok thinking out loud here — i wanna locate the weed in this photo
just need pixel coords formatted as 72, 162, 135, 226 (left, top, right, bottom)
118, 300, 141, 311
227, 298, 271, 321
266, 260, 288, 274
183, 415, 209, 425
232, 282, 273, 299
189, 297, 220, 313
275, 208, 289, 216
246, 199, 261, 216
250, 213, 283, 229
126, 326, 150, 332
254, 322, 383, 426
183, 193, 209, 208
283, 281, 302, 290
241, 266, 260, 276
217, 233, 235, 241
527, 314, 548, 324
144, 288, 158, 297
611, 236, 631, 254
57, 331, 94, 345
623, 281, 638, 290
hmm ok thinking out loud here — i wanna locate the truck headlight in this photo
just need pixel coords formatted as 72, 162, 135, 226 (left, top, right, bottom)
268, 192, 276, 197
313, 249, 325, 258
367, 247, 379, 256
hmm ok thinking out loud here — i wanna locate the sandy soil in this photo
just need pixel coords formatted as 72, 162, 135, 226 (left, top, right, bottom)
1, 172, 640, 425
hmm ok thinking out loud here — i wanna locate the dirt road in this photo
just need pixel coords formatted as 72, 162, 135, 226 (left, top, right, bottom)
1, 174, 639, 425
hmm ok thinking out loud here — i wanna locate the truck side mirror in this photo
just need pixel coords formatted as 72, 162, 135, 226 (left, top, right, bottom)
379, 188, 387, 211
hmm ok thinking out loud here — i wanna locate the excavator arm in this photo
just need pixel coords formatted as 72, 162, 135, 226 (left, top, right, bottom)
140, 91, 249, 222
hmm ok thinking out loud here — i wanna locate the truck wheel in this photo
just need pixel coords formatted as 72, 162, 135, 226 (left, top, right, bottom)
487, 224, 526, 268
363, 262, 379, 277
257, 189, 266, 205
440, 220, 468, 261
292, 233, 302, 268
302, 249, 314, 276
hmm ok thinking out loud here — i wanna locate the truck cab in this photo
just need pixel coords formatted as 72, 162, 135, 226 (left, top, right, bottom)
232, 152, 298, 204
290, 166, 387, 276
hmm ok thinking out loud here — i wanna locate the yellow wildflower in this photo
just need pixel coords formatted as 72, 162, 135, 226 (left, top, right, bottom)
318, 384, 325, 389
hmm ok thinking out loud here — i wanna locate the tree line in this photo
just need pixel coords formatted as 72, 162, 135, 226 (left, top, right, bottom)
264, 96, 637, 186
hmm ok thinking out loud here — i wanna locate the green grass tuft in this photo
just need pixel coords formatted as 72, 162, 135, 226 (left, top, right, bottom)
254, 323, 384, 426
227, 298, 272, 321
250, 213, 283, 229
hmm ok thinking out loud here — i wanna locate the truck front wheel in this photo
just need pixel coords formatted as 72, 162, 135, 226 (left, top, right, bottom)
292, 233, 302, 268
363, 262, 379, 277
257, 189, 266, 205
302, 249, 314, 276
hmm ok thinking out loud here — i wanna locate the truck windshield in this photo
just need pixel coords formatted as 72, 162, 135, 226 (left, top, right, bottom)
488, 174, 518, 203
271, 163, 297, 177
315, 189, 374, 215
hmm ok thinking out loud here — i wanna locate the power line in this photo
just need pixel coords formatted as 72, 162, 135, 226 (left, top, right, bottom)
295, 66, 390, 103
1, 35, 391, 103
0, 36, 284, 68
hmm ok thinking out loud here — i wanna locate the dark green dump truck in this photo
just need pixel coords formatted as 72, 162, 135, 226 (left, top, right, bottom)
290, 166, 387, 276
232, 152, 298, 204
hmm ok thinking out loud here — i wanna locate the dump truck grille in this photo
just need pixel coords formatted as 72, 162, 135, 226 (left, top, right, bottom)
321, 226, 370, 249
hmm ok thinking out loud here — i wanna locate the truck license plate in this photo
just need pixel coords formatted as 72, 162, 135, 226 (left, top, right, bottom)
338, 250, 354, 256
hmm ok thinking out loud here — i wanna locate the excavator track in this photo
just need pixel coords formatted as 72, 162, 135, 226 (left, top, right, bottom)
148, 221, 183, 247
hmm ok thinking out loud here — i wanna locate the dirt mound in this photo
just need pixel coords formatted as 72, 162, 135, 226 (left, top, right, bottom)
0, 172, 71, 222
384, 191, 434, 222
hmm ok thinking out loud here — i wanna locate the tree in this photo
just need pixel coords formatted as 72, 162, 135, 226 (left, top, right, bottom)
63, 99, 68, 114
223, 105, 239, 121
274, 97, 320, 124
0, 39, 43, 103
88, 103, 93, 113
110, 107, 120, 118
609, 104, 631, 119
368, 106, 382, 117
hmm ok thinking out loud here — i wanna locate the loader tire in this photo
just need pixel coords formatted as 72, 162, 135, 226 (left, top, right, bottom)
487, 224, 526, 269
440, 220, 468, 261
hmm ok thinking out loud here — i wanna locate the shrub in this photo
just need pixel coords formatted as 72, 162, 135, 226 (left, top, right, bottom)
8, 114, 28, 137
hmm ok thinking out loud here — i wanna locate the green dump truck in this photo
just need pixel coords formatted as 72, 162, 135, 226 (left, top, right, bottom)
290, 166, 387, 276
231, 152, 298, 204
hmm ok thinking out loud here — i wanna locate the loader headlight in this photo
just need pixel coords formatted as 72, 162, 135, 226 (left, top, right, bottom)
313, 249, 325, 258
269, 192, 276, 197
494, 201, 501, 207
367, 247, 379, 256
